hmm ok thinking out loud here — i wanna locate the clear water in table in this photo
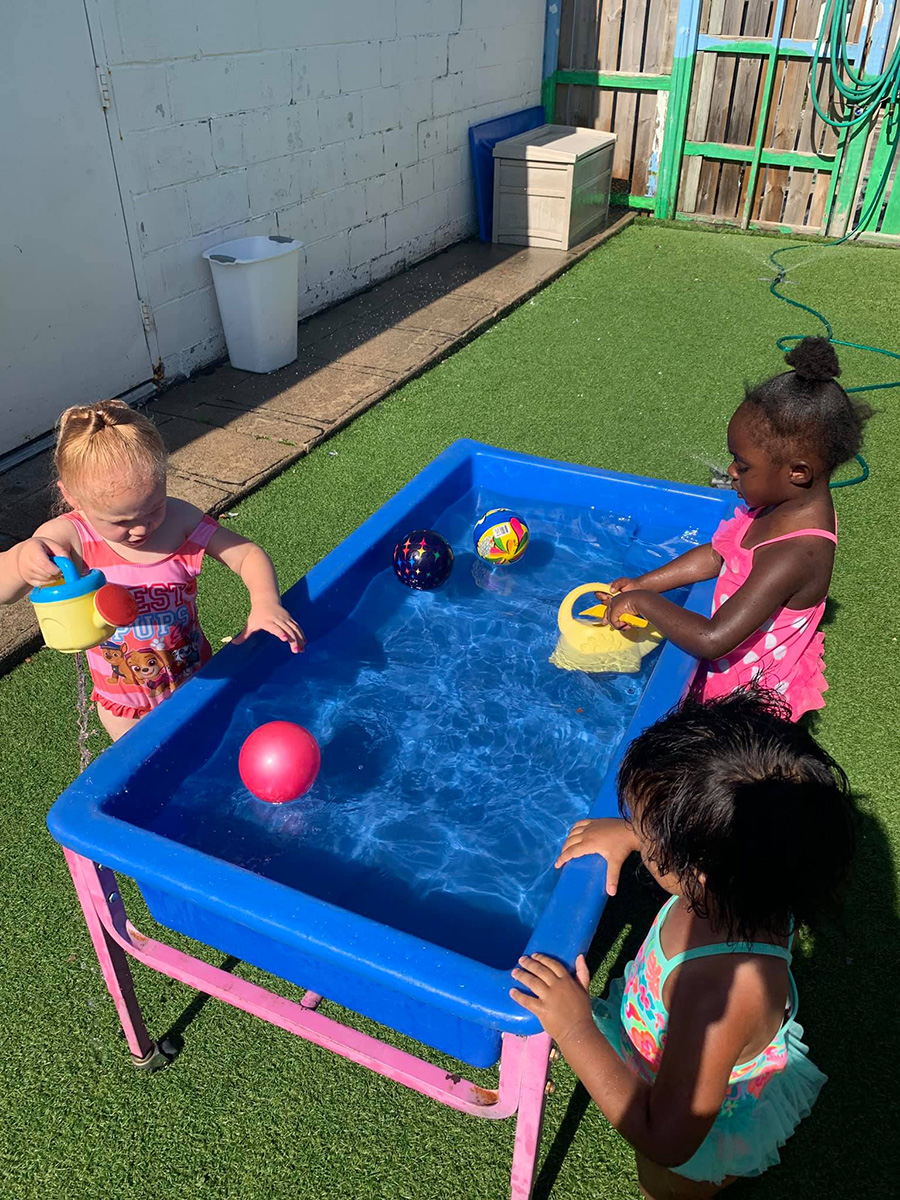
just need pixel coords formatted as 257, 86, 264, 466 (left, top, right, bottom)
147, 487, 697, 967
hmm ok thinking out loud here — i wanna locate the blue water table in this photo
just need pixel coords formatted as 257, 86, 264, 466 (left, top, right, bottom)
47, 442, 737, 1197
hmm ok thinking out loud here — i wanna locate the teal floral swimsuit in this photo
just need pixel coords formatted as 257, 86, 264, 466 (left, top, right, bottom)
592, 895, 826, 1183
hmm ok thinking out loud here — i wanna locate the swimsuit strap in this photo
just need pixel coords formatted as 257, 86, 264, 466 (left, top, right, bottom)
661, 940, 792, 983
653, 904, 800, 1026
661, 939, 800, 1022
751, 527, 837, 551
59, 511, 98, 553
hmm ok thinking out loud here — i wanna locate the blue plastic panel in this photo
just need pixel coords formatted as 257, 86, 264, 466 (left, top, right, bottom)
48, 442, 737, 1068
469, 107, 545, 242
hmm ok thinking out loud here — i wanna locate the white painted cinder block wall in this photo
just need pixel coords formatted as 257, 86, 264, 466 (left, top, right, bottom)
91, 0, 546, 382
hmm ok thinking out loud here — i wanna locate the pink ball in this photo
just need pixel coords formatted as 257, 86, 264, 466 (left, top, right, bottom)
239, 721, 321, 803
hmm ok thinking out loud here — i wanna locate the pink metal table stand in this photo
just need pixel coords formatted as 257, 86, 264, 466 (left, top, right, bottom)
64, 849, 553, 1198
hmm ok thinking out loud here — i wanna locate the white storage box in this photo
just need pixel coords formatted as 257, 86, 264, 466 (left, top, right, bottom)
492, 125, 616, 250
203, 235, 303, 373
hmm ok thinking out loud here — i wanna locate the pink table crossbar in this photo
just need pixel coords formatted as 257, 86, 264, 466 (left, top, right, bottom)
64, 849, 552, 1198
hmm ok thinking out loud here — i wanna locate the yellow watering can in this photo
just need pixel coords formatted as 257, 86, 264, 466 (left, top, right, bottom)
550, 583, 663, 675
30, 557, 137, 653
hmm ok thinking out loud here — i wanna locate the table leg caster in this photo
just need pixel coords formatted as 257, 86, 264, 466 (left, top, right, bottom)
131, 1039, 176, 1072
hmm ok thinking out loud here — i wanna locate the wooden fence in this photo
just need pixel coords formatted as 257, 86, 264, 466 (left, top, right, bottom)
543, 0, 900, 239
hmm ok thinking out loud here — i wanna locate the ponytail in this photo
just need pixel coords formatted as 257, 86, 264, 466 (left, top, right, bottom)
55, 400, 166, 499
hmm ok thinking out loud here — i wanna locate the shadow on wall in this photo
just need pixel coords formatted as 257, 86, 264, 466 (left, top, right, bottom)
0, 217, 628, 548
151, 209, 623, 459
156, 232, 582, 426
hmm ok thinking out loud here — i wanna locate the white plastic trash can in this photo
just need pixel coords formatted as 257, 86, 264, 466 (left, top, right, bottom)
202, 235, 303, 373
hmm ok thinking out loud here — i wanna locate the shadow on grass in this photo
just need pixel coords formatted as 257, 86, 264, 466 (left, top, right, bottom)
161, 955, 240, 1055
737, 801, 900, 1197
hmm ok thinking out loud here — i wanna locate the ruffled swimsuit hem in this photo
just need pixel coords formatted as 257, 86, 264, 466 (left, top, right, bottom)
93, 695, 153, 720
592, 976, 826, 1184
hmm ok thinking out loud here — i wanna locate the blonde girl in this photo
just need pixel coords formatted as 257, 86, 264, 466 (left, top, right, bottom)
0, 400, 304, 740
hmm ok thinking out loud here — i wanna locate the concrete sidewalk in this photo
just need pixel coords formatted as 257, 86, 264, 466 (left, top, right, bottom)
0, 214, 634, 671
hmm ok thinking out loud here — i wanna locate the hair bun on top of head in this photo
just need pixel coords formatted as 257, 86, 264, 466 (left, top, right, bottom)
57, 398, 132, 436
784, 336, 841, 382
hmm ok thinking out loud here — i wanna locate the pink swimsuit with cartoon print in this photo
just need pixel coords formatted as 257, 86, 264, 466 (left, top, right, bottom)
61, 511, 217, 719
691, 506, 837, 720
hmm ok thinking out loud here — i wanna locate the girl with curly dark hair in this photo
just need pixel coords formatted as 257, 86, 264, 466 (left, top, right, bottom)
512, 691, 856, 1197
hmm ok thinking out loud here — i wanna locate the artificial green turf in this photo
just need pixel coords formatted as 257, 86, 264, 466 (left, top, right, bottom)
1, 224, 898, 1199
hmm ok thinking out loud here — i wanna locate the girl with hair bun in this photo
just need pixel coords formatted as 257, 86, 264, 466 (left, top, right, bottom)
601, 337, 872, 718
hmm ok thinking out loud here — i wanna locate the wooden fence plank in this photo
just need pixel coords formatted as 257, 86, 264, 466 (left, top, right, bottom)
567, 82, 602, 129
695, 0, 745, 213
558, 0, 577, 68
680, 0, 726, 211
614, 0, 652, 185
717, 0, 770, 221
597, 0, 623, 133
556, 0, 577, 122
807, 169, 833, 229
632, 0, 673, 195
757, 57, 790, 221
570, 3, 610, 132
756, 0, 812, 223
571, 1, 602, 69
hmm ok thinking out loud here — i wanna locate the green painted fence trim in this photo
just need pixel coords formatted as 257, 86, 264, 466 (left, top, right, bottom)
656, 37, 701, 215
655, 0, 704, 219
812, 0, 895, 235
698, 40, 818, 59
858, 106, 900, 233
673, 211, 798, 234
610, 193, 656, 209
554, 69, 672, 91
655, 56, 694, 218
682, 142, 835, 169
878, 110, 900, 234
761, 149, 833, 170
821, 129, 850, 233
828, 125, 869, 235
682, 142, 752, 162
542, 73, 556, 123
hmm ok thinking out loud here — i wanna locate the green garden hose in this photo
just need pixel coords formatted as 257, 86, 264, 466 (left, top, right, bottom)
766, 0, 900, 487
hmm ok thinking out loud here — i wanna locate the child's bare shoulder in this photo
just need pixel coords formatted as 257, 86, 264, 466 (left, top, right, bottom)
166, 497, 207, 538
33, 515, 83, 558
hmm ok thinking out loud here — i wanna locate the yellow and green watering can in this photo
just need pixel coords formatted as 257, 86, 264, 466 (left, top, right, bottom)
30, 557, 137, 653
550, 583, 663, 675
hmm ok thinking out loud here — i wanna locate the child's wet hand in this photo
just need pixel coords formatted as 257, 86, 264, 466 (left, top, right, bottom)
510, 953, 593, 1044
17, 537, 70, 587
555, 818, 637, 893
608, 577, 638, 593
605, 590, 646, 629
237, 603, 307, 653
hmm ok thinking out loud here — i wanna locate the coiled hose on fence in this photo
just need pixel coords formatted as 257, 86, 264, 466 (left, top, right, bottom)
766, 0, 900, 486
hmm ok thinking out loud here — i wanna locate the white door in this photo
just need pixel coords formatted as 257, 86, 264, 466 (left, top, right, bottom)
0, 1, 152, 455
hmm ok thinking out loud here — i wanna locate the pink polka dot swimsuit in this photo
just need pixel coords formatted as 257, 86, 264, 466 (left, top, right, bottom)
691, 506, 837, 720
